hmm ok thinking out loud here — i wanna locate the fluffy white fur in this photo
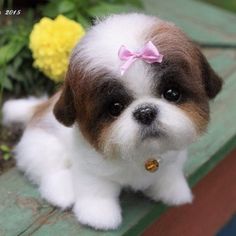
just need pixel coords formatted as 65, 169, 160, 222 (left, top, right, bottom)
2, 96, 47, 126
2, 14, 196, 230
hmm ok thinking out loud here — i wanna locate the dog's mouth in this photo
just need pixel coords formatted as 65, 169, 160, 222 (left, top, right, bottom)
140, 125, 165, 141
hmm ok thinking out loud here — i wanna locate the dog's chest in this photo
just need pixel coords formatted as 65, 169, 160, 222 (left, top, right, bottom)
77, 156, 159, 190
110, 163, 158, 190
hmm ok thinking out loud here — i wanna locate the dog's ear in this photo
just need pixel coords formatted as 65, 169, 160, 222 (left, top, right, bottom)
197, 48, 223, 99
53, 73, 76, 127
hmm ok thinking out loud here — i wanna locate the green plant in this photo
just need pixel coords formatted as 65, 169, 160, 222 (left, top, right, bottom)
0, 18, 28, 102
0, 0, 143, 105
0, 144, 12, 161
0, 10, 56, 104
40, 0, 143, 28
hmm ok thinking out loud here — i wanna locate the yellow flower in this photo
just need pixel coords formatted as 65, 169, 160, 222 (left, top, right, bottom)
29, 15, 85, 82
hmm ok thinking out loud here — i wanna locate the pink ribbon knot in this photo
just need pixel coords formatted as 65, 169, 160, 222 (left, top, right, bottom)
118, 41, 163, 76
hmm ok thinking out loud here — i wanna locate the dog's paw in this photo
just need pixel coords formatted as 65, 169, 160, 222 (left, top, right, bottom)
147, 178, 193, 206
39, 170, 75, 209
73, 197, 122, 230
160, 182, 193, 206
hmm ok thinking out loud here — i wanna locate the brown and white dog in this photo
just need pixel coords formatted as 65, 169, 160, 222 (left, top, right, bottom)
3, 13, 222, 230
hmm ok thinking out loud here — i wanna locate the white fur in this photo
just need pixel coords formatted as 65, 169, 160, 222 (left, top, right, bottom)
72, 13, 161, 97
2, 96, 47, 126
3, 14, 196, 230
103, 97, 197, 161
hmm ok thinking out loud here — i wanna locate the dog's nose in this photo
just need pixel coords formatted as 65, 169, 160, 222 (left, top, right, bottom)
133, 104, 157, 125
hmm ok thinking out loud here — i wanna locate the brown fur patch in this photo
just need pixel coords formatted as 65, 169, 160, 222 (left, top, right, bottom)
147, 21, 222, 133
53, 65, 134, 150
148, 21, 199, 70
72, 69, 116, 149
149, 21, 222, 97
74, 70, 133, 150
178, 102, 209, 134
30, 92, 61, 127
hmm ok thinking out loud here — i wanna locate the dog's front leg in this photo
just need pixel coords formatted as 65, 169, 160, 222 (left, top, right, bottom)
73, 174, 122, 230
145, 165, 193, 206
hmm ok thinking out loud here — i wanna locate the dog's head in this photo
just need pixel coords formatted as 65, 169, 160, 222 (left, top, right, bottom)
54, 14, 222, 160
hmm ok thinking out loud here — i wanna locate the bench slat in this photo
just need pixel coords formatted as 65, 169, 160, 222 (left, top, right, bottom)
0, 169, 54, 236
143, 0, 236, 43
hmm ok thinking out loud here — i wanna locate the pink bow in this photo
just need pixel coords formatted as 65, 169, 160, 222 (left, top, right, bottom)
118, 41, 163, 75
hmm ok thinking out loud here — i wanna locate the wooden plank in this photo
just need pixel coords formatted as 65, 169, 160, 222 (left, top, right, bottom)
203, 49, 236, 76
21, 192, 153, 236
142, 0, 236, 43
0, 169, 54, 236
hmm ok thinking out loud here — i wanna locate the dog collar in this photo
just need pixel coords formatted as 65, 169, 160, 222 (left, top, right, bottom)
144, 158, 162, 173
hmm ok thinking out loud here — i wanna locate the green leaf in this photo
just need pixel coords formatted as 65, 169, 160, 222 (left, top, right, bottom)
13, 56, 23, 70
41, 1, 60, 18
6, 66, 19, 81
58, 1, 75, 13
0, 70, 7, 88
127, 0, 143, 8
9, 73, 25, 82
111, 0, 143, 9
0, 67, 6, 81
76, 12, 91, 28
6, 65, 15, 76
0, 40, 25, 66
4, 78, 13, 90
64, 11, 76, 19
0, 144, 10, 152
87, 2, 140, 18
78, 0, 91, 8
3, 153, 11, 161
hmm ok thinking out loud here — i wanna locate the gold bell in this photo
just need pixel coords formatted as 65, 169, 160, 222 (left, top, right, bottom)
145, 159, 160, 173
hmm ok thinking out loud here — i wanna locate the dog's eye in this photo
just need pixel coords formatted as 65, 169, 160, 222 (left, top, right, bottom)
163, 88, 181, 102
109, 102, 124, 116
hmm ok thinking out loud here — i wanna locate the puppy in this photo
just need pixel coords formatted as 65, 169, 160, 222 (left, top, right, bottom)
3, 13, 222, 230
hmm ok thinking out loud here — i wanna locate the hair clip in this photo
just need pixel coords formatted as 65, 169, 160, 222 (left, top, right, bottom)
118, 41, 163, 75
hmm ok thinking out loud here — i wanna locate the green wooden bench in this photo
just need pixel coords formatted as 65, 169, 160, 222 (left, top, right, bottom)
1, 0, 236, 235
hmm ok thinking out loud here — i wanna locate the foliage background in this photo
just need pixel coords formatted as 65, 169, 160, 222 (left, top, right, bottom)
0, 0, 235, 104
0, 0, 143, 104
0, 0, 142, 167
